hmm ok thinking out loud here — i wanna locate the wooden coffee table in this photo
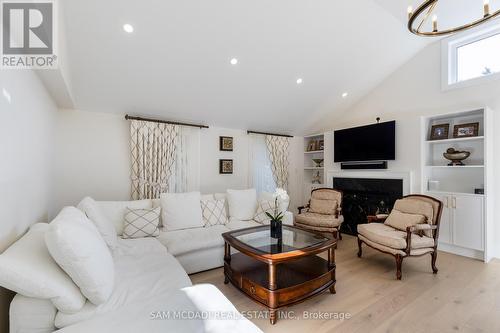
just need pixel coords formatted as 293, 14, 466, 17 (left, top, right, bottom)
222, 225, 337, 324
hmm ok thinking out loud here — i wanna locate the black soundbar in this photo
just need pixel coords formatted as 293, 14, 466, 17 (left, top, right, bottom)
341, 161, 388, 170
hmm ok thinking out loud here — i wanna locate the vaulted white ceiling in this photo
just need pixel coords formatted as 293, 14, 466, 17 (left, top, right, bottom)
55, 0, 432, 134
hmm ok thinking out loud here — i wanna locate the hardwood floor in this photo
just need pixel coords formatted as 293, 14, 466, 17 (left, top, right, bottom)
190, 234, 500, 333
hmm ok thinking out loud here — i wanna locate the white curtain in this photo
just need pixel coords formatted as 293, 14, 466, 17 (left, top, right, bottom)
130, 120, 179, 199
168, 126, 200, 193
265, 135, 290, 191
250, 135, 277, 194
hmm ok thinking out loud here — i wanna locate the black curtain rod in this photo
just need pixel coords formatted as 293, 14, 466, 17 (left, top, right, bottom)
125, 115, 209, 129
247, 130, 293, 138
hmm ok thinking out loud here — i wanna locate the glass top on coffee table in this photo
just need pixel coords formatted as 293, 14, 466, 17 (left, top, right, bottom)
226, 225, 331, 255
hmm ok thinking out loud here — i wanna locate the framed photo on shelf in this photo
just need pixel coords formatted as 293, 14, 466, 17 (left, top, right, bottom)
219, 136, 233, 151
429, 124, 450, 140
219, 159, 233, 174
307, 141, 316, 152
453, 122, 479, 138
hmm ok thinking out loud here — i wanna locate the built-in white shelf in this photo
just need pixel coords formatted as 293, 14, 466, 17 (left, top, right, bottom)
426, 136, 484, 144
421, 107, 492, 262
304, 150, 324, 154
304, 167, 324, 170
425, 165, 485, 168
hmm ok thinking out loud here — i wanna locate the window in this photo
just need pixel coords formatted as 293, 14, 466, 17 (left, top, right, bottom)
442, 22, 500, 90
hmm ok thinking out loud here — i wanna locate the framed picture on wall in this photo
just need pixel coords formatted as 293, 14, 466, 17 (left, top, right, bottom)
219, 159, 233, 174
453, 122, 479, 138
429, 124, 450, 140
219, 136, 233, 151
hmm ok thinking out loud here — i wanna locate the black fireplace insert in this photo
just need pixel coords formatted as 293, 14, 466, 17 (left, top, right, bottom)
333, 177, 403, 236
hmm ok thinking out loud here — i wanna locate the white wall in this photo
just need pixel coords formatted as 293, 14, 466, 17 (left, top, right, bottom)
0, 70, 57, 332
53, 109, 303, 214
53, 109, 131, 214
0, 70, 57, 251
321, 40, 500, 257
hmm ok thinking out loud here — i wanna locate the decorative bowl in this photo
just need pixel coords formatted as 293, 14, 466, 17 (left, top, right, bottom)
312, 159, 324, 167
443, 148, 470, 166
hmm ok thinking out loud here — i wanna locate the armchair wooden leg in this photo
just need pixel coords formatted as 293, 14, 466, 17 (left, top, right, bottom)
431, 251, 438, 274
395, 254, 403, 280
357, 238, 362, 258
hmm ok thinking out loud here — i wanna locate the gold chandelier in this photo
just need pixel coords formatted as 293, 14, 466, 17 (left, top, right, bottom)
408, 0, 500, 36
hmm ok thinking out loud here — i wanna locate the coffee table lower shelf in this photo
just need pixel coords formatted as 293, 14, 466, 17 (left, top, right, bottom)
224, 253, 336, 324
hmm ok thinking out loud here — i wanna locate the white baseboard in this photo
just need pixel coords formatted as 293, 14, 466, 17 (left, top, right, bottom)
438, 243, 485, 261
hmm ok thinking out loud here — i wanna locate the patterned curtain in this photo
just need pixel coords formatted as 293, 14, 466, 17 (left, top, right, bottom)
130, 120, 179, 200
265, 135, 290, 190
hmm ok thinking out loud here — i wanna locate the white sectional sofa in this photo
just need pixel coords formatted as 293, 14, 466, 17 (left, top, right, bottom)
3, 189, 291, 333
86, 190, 293, 274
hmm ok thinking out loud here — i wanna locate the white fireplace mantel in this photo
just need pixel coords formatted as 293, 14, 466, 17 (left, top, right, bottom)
327, 170, 413, 195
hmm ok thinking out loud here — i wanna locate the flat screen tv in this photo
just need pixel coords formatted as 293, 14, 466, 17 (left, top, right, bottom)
334, 121, 396, 162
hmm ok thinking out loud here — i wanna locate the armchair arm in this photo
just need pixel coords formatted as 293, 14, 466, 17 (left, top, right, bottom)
408, 224, 438, 232
405, 224, 438, 254
367, 215, 388, 223
298, 204, 310, 214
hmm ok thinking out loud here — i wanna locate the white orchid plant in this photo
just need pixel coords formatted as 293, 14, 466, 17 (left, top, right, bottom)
265, 188, 288, 223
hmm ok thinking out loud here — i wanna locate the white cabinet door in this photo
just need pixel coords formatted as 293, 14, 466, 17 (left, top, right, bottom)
434, 195, 452, 245
453, 195, 484, 251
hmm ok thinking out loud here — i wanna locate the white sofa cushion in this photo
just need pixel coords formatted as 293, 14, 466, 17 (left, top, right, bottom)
45, 207, 115, 306
161, 192, 204, 231
77, 197, 118, 249
201, 198, 228, 227
226, 219, 261, 230
97, 199, 153, 235
10, 295, 57, 333
122, 207, 161, 238
55, 238, 192, 328
157, 225, 228, 256
226, 189, 258, 221
0, 223, 86, 313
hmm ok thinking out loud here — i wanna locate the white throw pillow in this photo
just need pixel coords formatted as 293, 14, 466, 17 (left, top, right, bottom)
259, 189, 290, 213
201, 198, 228, 227
254, 200, 275, 224
77, 197, 118, 249
122, 207, 161, 238
161, 192, 204, 231
45, 207, 115, 306
96, 199, 153, 235
226, 189, 258, 221
0, 223, 86, 313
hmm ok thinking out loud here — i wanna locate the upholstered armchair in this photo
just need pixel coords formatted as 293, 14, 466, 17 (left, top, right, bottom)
294, 188, 344, 241
357, 194, 443, 280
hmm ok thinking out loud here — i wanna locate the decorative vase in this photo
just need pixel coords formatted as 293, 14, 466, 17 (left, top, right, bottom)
312, 158, 324, 168
443, 148, 471, 166
270, 220, 282, 239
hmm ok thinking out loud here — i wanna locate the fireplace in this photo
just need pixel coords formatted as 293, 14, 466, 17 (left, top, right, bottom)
333, 177, 403, 236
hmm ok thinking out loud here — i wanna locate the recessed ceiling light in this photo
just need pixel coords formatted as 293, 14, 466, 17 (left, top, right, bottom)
342, 92, 348, 98
296, 78, 303, 85
230, 58, 238, 65
123, 24, 134, 33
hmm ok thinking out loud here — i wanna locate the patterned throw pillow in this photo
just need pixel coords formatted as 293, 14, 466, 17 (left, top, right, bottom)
254, 200, 275, 224
201, 199, 228, 227
122, 207, 161, 239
